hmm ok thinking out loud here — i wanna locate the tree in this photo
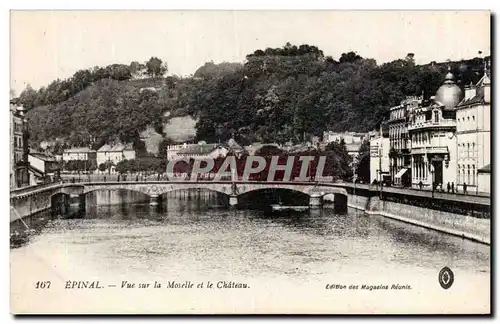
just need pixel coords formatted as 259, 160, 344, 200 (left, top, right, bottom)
145, 57, 168, 78
158, 138, 175, 160
323, 139, 353, 180
356, 139, 371, 182
98, 163, 107, 172
405, 53, 415, 65
17, 84, 38, 109
115, 160, 129, 174
21, 44, 487, 154
339, 51, 363, 63
255, 145, 284, 157
194, 61, 243, 79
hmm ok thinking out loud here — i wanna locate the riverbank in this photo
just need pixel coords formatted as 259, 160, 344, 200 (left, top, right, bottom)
348, 196, 490, 245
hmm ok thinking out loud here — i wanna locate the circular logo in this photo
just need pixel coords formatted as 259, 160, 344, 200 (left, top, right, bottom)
438, 267, 454, 289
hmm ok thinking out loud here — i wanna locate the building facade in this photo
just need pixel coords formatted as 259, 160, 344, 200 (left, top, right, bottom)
97, 143, 136, 166
388, 96, 422, 186
477, 164, 490, 193
370, 134, 390, 183
63, 147, 96, 161
166, 143, 191, 161
176, 142, 228, 160
28, 153, 61, 182
455, 65, 491, 193
10, 103, 30, 189
407, 69, 462, 190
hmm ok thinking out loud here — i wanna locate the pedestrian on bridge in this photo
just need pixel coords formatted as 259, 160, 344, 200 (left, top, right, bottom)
451, 182, 455, 194
447, 182, 450, 193
463, 182, 467, 194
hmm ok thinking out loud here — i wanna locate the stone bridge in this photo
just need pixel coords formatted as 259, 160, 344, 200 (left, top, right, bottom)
56, 180, 349, 206
10, 181, 352, 222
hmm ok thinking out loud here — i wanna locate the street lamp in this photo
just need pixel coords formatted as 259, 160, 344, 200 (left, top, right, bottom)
16, 106, 30, 187
429, 164, 435, 199
378, 142, 383, 199
352, 157, 358, 206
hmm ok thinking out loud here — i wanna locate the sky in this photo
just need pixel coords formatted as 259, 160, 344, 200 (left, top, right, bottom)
10, 10, 491, 95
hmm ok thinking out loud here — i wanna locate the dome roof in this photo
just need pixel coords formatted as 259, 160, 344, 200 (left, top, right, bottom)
434, 70, 463, 109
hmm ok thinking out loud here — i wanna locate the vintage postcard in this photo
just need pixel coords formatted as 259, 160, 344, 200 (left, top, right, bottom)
9, 10, 491, 314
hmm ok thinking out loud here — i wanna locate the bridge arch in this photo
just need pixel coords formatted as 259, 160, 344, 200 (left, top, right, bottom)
158, 186, 231, 197
237, 186, 311, 198
81, 187, 151, 198
237, 187, 311, 208
50, 192, 71, 214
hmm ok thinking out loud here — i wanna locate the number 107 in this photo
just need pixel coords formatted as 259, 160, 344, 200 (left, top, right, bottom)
35, 281, 51, 289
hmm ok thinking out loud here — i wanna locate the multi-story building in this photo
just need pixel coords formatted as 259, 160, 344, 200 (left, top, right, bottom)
63, 147, 96, 161
369, 123, 390, 183
407, 68, 462, 189
176, 142, 228, 160
96, 143, 135, 166
166, 143, 191, 161
10, 102, 30, 189
455, 62, 491, 193
28, 152, 61, 182
388, 96, 422, 186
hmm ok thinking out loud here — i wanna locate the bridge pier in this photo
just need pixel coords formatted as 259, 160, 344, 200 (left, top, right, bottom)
229, 195, 238, 208
150, 194, 161, 206
309, 193, 323, 208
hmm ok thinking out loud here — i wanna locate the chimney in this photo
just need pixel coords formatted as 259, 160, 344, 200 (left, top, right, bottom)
464, 82, 477, 101
484, 83, 490, 104
483, 57, 491, 104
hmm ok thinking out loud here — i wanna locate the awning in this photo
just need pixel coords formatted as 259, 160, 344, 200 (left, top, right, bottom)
395, 168, 408, 179
478, 164, 490, 174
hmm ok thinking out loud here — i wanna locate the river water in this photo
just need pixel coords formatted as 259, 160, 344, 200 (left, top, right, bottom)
10, 190, 490, 314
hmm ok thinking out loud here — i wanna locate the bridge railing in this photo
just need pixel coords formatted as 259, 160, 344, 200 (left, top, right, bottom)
60, 175, 336, 183
10, 180, 63, 196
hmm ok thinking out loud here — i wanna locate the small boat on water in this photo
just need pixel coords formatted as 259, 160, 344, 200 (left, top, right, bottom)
270, 204, 309, 212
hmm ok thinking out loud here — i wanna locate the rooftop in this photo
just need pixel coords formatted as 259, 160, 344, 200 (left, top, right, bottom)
456, 73, 490, 108
29, 152, 58, 162
457, 87, 485, 108
98, 143, 134, 152
177, 143, 218, 155
64, 147, 95, 154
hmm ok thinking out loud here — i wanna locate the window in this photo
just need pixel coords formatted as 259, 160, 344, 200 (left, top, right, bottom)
467, 165, 471, 185
473, 165, 476, 185
434, 111, 439, 123
467, 143, 470, 157
472, 116, 475, 122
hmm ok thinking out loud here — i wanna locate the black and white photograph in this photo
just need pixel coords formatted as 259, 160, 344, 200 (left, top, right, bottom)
9, 10, 491, 314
